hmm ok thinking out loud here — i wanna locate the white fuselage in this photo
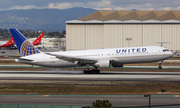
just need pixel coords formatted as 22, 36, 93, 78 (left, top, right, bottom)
15, 46, 173, 68
0, 41, 8, 46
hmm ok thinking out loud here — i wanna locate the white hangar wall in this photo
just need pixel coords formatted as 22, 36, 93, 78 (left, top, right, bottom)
66, 24, 105, 50
85, 24, 104, 49
66, 24, 86, 50
66, 23, 180, 52
103, 24, 143, 48
66, 10, 180, 51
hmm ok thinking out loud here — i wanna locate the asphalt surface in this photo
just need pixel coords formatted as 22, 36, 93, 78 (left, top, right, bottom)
0, 65, 180, 69
0, 70, 180, 82
0, 68, 180, 106
0, 95, 180, 107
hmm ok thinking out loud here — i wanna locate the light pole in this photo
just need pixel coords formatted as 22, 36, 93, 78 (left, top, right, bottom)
144, 95, 151, 108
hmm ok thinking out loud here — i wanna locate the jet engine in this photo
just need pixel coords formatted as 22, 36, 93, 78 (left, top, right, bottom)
112, 63, 124, 67
94, 59, 112, 68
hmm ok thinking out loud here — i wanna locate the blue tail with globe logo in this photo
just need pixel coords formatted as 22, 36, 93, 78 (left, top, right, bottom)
9, 28, 41, 57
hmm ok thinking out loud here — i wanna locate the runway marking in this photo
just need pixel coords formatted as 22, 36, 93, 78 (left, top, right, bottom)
43, 95, 50, 97
175, 95, 179, 97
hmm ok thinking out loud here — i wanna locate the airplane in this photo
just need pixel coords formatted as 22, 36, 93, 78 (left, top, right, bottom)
9, 28, 173, 74
19, 32, 44, 46
0, 32, 44, 49
31, 33, 44, 46
0, 37, 15, 48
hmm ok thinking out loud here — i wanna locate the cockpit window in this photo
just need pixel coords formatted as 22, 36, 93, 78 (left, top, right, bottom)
163, 49, 169, 52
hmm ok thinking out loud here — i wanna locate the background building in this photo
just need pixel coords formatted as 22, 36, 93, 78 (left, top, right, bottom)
29, 38, 66, 51
50, 38, 66, 51
66, 11, 180, 52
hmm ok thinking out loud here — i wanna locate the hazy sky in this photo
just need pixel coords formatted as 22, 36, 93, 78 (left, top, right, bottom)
0, 0, 180, 11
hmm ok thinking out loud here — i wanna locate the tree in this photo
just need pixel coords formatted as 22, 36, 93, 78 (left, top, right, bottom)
48, 32, 54, 37
92, 99, 112, 108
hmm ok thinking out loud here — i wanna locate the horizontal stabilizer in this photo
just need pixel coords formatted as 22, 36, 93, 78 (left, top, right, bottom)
18, 58, 34, 61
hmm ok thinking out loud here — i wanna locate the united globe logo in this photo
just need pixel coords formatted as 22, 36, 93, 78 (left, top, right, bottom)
20, 40, 40, 56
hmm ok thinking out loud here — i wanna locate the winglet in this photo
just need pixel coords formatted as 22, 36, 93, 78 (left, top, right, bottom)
32, 32, 44, 46
9, 28, 41, 57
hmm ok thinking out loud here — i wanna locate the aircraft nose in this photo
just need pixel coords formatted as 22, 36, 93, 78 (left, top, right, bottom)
169, 51, 173, 57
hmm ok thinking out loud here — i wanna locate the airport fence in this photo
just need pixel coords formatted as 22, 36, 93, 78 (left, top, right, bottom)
0, 104, 179, 108
0, 104, 90, 108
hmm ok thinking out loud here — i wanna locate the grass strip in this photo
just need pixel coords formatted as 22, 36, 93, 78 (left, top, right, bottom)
0, 82, 179, 95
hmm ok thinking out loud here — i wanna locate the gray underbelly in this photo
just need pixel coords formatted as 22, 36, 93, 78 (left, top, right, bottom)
30, 61, 77, 68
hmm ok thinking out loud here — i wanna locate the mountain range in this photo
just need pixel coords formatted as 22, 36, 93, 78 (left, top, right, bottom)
0, 7, 96, 31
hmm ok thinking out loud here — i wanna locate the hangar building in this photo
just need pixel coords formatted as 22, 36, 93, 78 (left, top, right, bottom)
66, 11, 180, 52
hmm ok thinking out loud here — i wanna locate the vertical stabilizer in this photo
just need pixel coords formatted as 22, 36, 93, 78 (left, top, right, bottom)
6, 37, 15, 44
9, 28, 41, 57
32, 32, 44, 46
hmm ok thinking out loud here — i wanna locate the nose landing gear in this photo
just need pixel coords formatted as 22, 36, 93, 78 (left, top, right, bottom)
158, 61, 162, 69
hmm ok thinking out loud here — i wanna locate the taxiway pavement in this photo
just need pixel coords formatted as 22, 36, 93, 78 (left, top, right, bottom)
0, 95, 180, 106
0, 71, 180, 82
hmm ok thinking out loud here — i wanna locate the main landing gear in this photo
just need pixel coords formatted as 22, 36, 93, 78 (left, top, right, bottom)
158, 61, 162, 69
82, 64, 100, 74
83, 67, 100, 74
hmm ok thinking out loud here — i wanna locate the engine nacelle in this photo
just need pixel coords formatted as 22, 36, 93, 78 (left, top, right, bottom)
95, 59, 112, 68
112, 63, 124, 67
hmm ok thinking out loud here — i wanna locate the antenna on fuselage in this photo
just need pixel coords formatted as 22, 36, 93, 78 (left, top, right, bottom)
156, 42, 170, 47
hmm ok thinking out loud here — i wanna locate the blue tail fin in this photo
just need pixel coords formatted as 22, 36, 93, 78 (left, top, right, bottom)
9, 28, 41, 57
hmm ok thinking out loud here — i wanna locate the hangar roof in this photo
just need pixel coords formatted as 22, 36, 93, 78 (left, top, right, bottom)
66, 10, 180, 24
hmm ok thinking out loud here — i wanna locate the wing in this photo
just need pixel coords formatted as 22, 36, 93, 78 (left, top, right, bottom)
45, 52, 97, 64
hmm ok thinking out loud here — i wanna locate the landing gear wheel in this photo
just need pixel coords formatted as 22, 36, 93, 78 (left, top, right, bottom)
158, 61, 162, 69
158, 66, 162, 69
95, 70, 100, 74
92, 69, 95, 74
91, 69, 100, 74
83, 69, 100, 74
87, 70, 91, 74
83, 70, 87, 74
